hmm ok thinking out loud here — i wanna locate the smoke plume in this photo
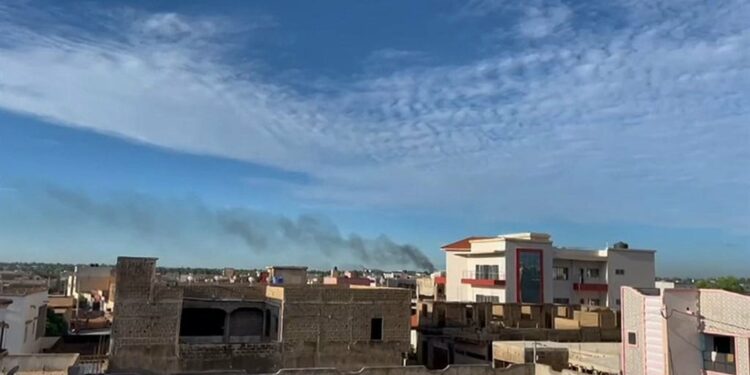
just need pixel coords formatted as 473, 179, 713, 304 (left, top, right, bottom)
9, 185, 435, 271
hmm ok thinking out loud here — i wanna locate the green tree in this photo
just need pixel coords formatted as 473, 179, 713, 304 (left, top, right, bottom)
45, 309, 67, 336
696, 276, 745, 293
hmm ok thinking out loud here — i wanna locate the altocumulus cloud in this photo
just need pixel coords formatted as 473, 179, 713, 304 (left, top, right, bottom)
0, 1, 748, 234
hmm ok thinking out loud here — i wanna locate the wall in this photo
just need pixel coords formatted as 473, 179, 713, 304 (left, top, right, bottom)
270, 268, 307, 285
662, 289, 701, 375
0, 353, 79, 375
605, 250, 655, 309
1, 290, 48, 354
276, 286, 412, 370
446, 252, 469, 302
269, 364, 533, 375
699, 289, 750, 375
620, 287, 646, 375
110, 257, 182, 373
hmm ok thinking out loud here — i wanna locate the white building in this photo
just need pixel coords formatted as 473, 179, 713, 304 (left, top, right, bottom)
443, 232, 655, 308
621, 286, 750, 375
0, 286, 48, 354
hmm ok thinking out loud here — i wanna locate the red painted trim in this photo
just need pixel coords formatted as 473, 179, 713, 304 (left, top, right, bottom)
573, 283, 608, 292
434, 276, 446, 285
515, 248, 544, 303
460, 278, 506, 287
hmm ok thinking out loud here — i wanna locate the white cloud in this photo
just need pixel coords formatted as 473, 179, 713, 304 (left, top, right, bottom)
518, 4, 572, 38
0, 1, 748, 233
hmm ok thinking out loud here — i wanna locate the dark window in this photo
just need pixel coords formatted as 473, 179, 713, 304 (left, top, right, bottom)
264, 312, 271, 336
229, 308, 263, 336
553, 267, 568, 280
586, 268, 600, 278
579, 298, 585, 304
616, 299, 621, 305
628, 332, 637, 345
615, 269, 625, 275
703, 334, 735, 374
589, 298, 601, 306
553, 298, 570, 304
370, 318, 383, 340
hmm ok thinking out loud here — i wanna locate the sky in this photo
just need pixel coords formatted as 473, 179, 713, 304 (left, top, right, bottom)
0, 0, 748, 276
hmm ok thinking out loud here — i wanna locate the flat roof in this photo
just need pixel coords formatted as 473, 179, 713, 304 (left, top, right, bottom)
493, 341, 620, 373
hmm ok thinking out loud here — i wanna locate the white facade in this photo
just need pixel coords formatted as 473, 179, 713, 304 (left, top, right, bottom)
443, 232, 655, 309
0, 289, 48, 354
621, 287, 750, 375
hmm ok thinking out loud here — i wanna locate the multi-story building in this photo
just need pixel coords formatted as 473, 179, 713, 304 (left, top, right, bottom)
621, 286, 750, 375
443, 232, 655, 308
0, 286, 48, 354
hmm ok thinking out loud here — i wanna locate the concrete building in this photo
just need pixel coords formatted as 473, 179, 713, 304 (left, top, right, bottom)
416, 273, 446, 301
621, 286, 750, 375
110, 257, 411, 373
493, 341, 620, 374
0, 286, 48, 354
443, 233, 655, 308
66, 264, 115, 312
267, 266, 308, 285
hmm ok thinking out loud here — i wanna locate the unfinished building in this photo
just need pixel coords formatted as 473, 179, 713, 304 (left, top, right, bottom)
416, 301, 621, 369
110, 257, 411, 374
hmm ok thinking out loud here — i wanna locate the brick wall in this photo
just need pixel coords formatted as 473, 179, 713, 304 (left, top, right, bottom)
279, 286, 412, 369
110, 257, 182, 373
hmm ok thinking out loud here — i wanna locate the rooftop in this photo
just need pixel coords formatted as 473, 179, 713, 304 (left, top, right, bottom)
440, 236, 492, 251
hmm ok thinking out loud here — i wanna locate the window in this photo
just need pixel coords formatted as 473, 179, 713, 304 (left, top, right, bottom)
370, 318, 383, 340
615, 269, 625, 275
476, 294, 500, 303
586, 268, 600, 278
475, 265, 499, 280
628, 332, 637, 345
580, 298, 585, 304
616, 299, 621, 306
703, 334, 735, 374
589, 298, 601, 306
553, 298, 570, 304
553, 267, 569, 280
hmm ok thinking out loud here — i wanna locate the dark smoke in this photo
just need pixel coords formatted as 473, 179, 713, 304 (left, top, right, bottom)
34, 186, 436, 271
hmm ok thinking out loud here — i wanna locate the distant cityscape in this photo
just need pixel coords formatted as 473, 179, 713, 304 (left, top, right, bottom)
1, 232, 748, 375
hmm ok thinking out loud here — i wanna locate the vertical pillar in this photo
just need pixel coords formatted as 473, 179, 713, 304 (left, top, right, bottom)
223, 309, 231, 344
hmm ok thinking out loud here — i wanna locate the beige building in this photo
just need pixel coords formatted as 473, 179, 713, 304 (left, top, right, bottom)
267, 266, 308, 285
443, 233, 655, 309
110, 257, 411, 373
621, 286, 750, 375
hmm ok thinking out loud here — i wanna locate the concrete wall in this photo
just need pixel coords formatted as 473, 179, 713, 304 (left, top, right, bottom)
446, 252, 468, 302
605, 250, 655, 309
269, 364, 533, 375
662, 289, 700, 375
1, 290, 48, 354
0, 353, 79, 375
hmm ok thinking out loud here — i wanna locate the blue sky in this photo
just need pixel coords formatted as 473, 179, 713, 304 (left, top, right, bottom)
0, 0, 748, 276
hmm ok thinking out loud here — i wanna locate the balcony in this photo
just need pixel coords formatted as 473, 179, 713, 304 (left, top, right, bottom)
573, 283, 608, 292
461, 270, 505, 287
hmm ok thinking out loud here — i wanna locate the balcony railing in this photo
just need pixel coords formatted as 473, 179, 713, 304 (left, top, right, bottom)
461, 270, 506, 287
573, 283, 608, 292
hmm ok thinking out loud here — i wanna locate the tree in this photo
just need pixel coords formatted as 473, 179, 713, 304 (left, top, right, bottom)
696, 276, 745, 293
45, 309, 67, 336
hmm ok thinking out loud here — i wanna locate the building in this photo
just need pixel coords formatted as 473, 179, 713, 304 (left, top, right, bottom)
621, 286, 750, 375
267, 266, 308, 285
66, 264, 115, 312
492, 341, 620, 374
443, 233, 655, 308
0, 286, 48, 354
416, 273, 446, 301
0, 352, 81, 375
110, 257, 411, 373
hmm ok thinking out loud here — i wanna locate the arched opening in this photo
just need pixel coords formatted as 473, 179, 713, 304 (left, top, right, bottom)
229, 308, 264, 336
179, 308, 226, 336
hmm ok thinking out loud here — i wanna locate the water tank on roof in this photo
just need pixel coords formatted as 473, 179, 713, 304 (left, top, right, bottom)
613, 241, 629, 249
